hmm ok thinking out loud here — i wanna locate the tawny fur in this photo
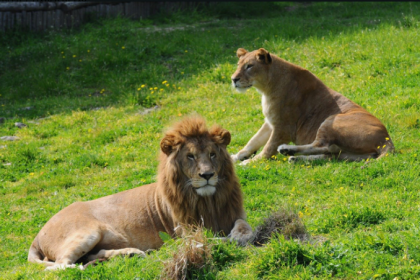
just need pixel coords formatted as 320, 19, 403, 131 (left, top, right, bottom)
231, 48, 394, 164
28, 117, 253, 270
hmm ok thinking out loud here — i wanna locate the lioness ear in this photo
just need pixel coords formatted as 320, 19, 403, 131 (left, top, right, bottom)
256, 48, 272, 64
236, 48, 248, 58
210, 126, 231, 146
160, 136, 175, 155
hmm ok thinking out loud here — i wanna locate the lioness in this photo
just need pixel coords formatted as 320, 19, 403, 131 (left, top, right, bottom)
231, 48, 394, 164
28, 117, 253, 270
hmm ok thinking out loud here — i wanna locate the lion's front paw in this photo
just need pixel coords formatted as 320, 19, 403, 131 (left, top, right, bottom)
229, 220, 254, 246
278, 144, 296, 156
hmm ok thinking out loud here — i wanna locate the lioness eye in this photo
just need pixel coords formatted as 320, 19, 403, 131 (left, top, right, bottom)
187, 154, 194, 160
246, 64, 253, 69
210, 153, 216, 159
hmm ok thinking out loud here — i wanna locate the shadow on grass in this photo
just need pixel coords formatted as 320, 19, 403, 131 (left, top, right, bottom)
0, 2, 419, 120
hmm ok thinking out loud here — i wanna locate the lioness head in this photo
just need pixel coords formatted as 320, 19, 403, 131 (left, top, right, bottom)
231, 48, 272, 92
160, 117, 231, 197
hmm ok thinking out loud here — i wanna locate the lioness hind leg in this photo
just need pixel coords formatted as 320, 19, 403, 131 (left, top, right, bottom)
278, 143, 333, 156
288, 154, 330, 163
86, 248, 146, 261
289, 153, 376, 163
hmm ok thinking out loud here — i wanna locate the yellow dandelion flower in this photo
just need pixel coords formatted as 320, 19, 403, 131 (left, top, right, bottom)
149, 88, 153, 90
414, 154, 417, 157
360, 183, 364, 186
283, 158, 287, 161
160, 89, 164, 91
377, 146, 380, 149
386, 153, 389, 157
141, 84, 145, 88
385, 137, 389, 141
166, 84, 169, 87
181, 72, 184, 75
73, 55, 76, 58
137, 88, 141, 91
178, 87, 181, 90
87, 50, 90, 53
29, 172, 34, 176
154, 87, 158, 90
383, 145, 386, 148
79, 59, 82, 62
298, 211, 304, 218
63, 56, 65, 58
122, 46, 125, 49
162, 81, 167, 84
151, 91, 154, 94
66, 67, 70, 70
61, 51, 64, 54
185, 50, 188, 53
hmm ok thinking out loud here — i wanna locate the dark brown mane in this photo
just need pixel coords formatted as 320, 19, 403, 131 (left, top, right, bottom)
157, 117, 245, 236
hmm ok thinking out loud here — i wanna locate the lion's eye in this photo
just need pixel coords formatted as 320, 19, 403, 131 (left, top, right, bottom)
246, 64, 253, 70
210, 153, 216, 159
187, 154, 195, 160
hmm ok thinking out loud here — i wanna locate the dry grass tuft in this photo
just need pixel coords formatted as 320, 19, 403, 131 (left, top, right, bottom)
162, 224, 214, 280
253, 208, 308, 246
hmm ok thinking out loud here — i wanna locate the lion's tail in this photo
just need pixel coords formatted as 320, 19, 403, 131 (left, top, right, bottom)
28, 239, 55, 267
377, 139, 395, 159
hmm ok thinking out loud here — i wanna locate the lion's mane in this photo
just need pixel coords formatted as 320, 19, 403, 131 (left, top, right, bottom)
157, 117, 245, 236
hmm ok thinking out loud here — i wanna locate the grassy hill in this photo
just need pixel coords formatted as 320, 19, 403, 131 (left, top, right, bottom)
1, 2, 420, 279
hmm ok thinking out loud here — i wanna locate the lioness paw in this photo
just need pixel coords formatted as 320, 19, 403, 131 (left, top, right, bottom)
231, 154, 240, 162
239, 159, 252, 166
278, 144, 296, 156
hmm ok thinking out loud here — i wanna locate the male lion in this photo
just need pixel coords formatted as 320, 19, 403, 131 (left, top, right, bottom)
28, 117, 253, 270
231, 48, 394, 164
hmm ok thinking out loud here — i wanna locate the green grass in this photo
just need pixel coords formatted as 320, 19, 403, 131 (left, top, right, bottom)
1, 2, 420, 279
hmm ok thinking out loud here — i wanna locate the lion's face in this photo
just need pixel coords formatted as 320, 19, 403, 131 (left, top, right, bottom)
160, 117, 232, 197
177, 139, 222, 196
231, 48, 272, 93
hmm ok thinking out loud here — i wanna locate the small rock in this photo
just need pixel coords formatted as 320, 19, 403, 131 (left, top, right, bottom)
15, 122, 27, 128
3, 163, 12, 166
19, 106, 33, 111
1, 136, 20, 141
139, 105, 160, 115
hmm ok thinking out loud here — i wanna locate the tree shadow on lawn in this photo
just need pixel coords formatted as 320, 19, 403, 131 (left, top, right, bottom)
0, 2, 418, 121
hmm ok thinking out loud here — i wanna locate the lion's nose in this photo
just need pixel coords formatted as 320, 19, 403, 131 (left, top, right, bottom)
232, 78, 240, 84
199, 172, 215, 181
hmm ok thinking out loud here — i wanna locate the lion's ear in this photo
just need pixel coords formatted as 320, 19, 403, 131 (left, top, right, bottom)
210, 126, 231, 147
236, 48, 248, 58
256, 48, 272, 64
161, 136, 175, 155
